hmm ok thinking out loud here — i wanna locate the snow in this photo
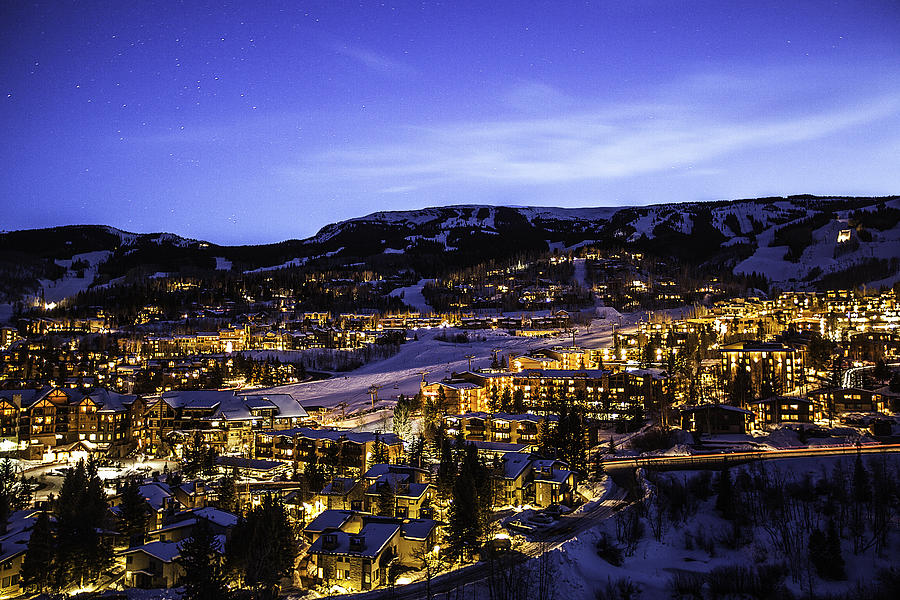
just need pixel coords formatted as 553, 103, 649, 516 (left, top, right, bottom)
734, 197, 900, 288
37, 250, 111, 302
542, 453, 900, 600
269, 317, 626, 418
245, 257, 309, 273
572, 258, 587, 288
214, 256, 232, 271
387, 279, 434, 313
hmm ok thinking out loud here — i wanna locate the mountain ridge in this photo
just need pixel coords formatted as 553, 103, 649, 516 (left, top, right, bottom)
2, 195, 898, 304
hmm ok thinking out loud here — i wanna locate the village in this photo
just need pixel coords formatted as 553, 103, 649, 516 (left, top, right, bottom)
0, 279, 897, 598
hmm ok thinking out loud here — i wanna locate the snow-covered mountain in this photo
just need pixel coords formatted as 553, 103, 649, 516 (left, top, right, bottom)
1, 196, 898, 305
301, 196, 900, 289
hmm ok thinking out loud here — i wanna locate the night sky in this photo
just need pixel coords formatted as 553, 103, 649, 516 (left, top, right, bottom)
3, 1, 900, 244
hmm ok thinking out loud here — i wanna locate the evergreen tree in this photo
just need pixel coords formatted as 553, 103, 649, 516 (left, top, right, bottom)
178, 518, 229, 600
408, 433, 426, 468
377, 481, 396, 517
852, 455, 871, 504
714, 468, 735, 520
218, 469, 239, 514
119, 480, 150, 547
371, 433, 390, 465
0, 458, 29, 534
54, 459, 112, 589
226, 494, 297, 599
446, 460, 479, 559
728, 367, 753, 406
500, 388, 512, 413
512, 389, 526, 413
20, 511, 55, 593
826, 519, 846, 580
435, 436, 456, 518
392, 397, 412, 441
488, 387, 500, 412
202, 446, 219, 478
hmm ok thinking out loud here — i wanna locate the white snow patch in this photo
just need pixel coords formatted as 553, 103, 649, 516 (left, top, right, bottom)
214, 256, 232, 271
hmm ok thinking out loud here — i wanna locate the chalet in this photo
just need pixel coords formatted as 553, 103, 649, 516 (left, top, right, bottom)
680, 404, 753, 434
215, 456, 288, 479
146, 507, 238, 544
808, 387, 887, 415
306, 513, 439, 593
303, 509, 354, 544
253, 428, 402, 475
0, 386, 135, 460
531, 458, 576, 508
135, 389, 310, 456
499, 452, 532, 506
444, 412, 555, 445
0, 510, 41, 597
319, 477, 363, 511
747, 397, 815, 428
420, 379, 485, 414
364, 473, 432, 519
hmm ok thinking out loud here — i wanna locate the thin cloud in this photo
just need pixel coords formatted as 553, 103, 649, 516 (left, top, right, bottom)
332, 43, 415, 76
286, 95, 900, 186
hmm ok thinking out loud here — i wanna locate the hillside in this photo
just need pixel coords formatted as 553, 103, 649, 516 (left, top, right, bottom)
1, 195, 898, 305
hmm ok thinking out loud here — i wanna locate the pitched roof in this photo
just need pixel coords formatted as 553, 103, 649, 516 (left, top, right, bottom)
304, 509, 354, 534
308, 521, 400, 558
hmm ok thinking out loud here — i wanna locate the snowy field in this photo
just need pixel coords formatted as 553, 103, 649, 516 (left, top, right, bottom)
387, 279, 434, 313
548, 453, 900, 600
264, 312, 641, 420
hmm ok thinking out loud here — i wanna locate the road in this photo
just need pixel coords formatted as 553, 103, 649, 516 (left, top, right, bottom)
843, 361, 899, 388
602, 442, 900, 472
309, 487, 628, 600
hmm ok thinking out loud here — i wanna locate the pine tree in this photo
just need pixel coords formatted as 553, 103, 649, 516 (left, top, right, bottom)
715, 468, 735, 520
392, 397, 412, 441
408, 433, 426, 468
227, 494, 297, 598
371, 433, 390, 465
20, 511, 55, 593
826, 519, 846, 580
377, 481, 396, 517
512, 389, 526, 414
54, 459, 112, 589
0, 458, 29, 534
852, 455, 871, 504
808, 527, 828, 577
119, 480, 149, 547
178, 518, 229, 600
446, 464, 479, 560
218, 469, 239, 514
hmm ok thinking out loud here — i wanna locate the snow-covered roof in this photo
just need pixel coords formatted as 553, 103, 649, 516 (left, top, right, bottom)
451, 411, 557, 424
502, 452, 533, 480
679, 404, 753, 416
304, 509, 354, 533
308, 521, 400, 558
321, 477, 358, 495
216, 456, 283, 471
139, 482, 173, 510
472, 440, 531, 454
125, 540, 181, 563
262, 427, 401, 446
400, 518, 438, 541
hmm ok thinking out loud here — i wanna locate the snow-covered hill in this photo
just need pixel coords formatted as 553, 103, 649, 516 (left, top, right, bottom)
2, 196, 898, 306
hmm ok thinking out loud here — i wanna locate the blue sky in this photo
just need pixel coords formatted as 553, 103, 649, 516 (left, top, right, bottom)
3, 1, 899, 244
